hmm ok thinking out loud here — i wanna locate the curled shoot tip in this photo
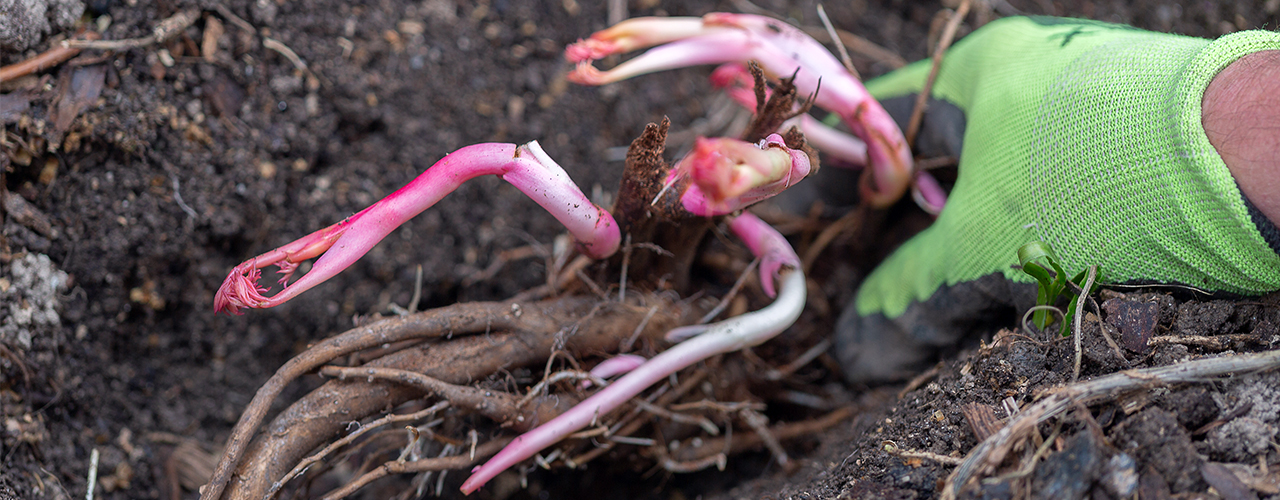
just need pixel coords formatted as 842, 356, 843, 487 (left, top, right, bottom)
671, 134, 812, 217
215, 142, 620, 315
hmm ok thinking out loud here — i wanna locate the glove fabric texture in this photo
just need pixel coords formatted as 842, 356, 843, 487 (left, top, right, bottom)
838, 16, 1280, 384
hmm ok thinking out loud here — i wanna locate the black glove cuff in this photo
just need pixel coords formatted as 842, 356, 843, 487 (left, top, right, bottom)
1241, 193, 1280, 257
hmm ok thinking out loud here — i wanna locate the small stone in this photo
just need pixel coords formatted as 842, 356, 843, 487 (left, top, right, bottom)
1103, 297, 1160, 352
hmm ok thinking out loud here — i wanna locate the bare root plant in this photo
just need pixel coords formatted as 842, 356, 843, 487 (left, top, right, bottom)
199, 11, 921, 499
205, 121, 846, 500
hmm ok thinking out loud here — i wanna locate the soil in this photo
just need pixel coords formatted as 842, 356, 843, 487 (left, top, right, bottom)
2, 1, 1279, 500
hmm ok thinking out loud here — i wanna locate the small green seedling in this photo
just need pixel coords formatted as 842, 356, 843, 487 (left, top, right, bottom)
1017, 241, 1098, 336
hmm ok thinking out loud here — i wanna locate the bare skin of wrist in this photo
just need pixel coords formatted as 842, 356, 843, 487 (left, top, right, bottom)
1202, 50, 1280, 227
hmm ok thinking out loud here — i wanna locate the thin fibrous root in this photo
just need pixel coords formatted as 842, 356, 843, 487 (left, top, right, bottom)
266, 401, 450, 499
203, 301, 532, 500
205, 295, 688, 500
670, 406, 855, 463
319, 438, 513, 500
319, 366, 578, 431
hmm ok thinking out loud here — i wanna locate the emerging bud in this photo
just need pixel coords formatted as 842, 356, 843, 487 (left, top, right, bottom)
668, 134, 811, 216
567, 13, 918, 210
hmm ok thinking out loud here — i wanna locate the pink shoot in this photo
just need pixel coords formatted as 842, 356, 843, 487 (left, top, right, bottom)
214, 141, 620, 315
665, 133, 812, 217
566, 13, 914, 208
581, 354, 648, 389
724, 211, 803, 298
713, 63, 948, 215
912, 170, 946, 216
564, 17, 708, 63
460, 212, 803, 494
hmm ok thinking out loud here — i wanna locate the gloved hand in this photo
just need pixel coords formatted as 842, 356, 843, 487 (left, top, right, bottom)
835, 16, 1280, 384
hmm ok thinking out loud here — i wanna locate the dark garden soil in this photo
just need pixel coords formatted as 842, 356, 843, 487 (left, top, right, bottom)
2, 1, 1279, 499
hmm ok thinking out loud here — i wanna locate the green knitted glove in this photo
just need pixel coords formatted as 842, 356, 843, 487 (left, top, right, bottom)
836, 16, 1280, 384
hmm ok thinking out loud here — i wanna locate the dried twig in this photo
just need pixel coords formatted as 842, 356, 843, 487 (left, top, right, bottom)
698, 257, 760, 324
86, 448, 100, 500
800, 27, 907, 69
0, 342, 33, 387
262, 37, 308, 71
668, 400, 766, 413
904, 0, 971, 147
0, 32, 99, 81
740, 409, 791, 469
408, 264, 424, 313
671, 406, 855, 462
896, 360, 943, 398
1093, 312, 1128, 365
659, 451, 728, 473
1149, 333, 1262, 350
1072, 265, 1097, 381
802, 204, 868, 273
634, 400, 720, 435
766, 338, 832, 381
607, 435, 656, 447
65, 9, 199, 49
619, 233, 633, 302
212, 4, 256, 33
815, 4, 858, 78
882, 440, 964, 466
941, 349, 1280, 499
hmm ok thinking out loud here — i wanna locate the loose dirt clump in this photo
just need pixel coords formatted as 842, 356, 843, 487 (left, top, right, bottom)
728, 290, 1280, 499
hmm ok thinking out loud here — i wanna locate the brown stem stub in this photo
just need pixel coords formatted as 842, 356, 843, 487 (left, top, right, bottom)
741, 63, 807, 144
214, 296, 691, 500
610, 118, 712, 292
615, 118, 681, 224
738, 63, 819, 168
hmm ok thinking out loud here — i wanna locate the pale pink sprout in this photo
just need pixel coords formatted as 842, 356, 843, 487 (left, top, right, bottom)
581, 354, 648, 389
711, 63, 947, 215
911, 167, 946, 216
216, 132, 813, 315
214, 141, 620, 315
564, 17, 709, 62
566, 13, 915, 208
662, 133, 812, 216
460, 212, 804, 494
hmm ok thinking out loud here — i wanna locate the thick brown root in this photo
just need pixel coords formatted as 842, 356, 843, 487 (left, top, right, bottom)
208, 293, 691, 500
